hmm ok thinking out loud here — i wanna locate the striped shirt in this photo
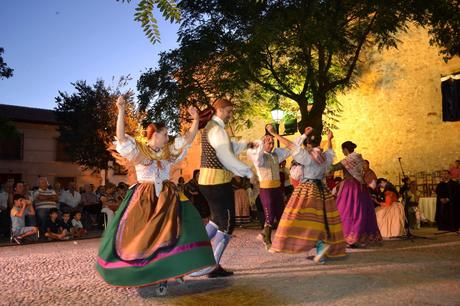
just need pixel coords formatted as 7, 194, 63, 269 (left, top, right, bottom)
33, 188, 57, 209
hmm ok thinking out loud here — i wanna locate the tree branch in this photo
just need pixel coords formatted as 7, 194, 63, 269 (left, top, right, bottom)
303, 46, 318, 98
250, 73, 298, 101
263, 46, 297, 97
327, 12, 378, 90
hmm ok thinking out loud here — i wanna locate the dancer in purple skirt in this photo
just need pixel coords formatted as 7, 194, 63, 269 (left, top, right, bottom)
330, 141, 382, 247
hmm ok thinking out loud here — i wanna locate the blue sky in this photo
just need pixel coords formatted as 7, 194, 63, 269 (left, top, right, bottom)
0, 0, 179, 109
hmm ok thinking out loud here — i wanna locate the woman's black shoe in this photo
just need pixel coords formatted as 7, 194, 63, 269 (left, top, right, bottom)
207, 265, 234, 278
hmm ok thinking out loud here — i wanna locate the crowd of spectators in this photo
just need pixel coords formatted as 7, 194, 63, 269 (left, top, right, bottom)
1, 159, 458, 245
0, 176, 129, 245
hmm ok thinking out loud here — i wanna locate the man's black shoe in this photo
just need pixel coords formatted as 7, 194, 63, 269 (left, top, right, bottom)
207, 265, 234, 278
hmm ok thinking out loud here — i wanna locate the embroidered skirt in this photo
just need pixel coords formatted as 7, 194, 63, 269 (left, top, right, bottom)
96, 182, 215, 287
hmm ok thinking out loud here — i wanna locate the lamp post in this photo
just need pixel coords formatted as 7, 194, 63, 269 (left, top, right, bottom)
270, 105, 284, 147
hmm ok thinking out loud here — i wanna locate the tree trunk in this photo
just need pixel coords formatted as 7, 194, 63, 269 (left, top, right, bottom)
297, 93, 326, 139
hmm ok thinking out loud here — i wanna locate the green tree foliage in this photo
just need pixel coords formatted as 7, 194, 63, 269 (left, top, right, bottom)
137, 0, 460, 137
0, 48, 14, 79
55, 79, 141, 171
117, 0, 181, 44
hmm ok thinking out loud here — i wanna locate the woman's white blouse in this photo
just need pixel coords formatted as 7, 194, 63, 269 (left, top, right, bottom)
115, 135, 190, 196
291, 135, 335, 180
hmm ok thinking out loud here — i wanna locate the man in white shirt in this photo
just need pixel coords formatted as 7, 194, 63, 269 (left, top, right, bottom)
247, 133, 290, 250
192, 99, 253, 278
60, 182, 81, 212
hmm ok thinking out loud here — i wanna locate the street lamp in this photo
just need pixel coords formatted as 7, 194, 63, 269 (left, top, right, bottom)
270, 106, 284, 122
270, 105, 284, 147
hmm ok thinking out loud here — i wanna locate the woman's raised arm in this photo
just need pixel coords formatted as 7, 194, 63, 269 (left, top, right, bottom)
183, 106, 200, 145
116, 96, 127, 143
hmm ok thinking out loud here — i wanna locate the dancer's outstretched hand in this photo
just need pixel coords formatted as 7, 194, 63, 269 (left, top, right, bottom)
304, 127, 313, 135
266, 124, 276, 135
188, 106, 199, 120
327, 129, 334, 140
116, 96, 126, 111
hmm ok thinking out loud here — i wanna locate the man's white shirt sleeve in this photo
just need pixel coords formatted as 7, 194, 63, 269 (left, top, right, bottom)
208, 125, 253, 178
246, 140, 264, 167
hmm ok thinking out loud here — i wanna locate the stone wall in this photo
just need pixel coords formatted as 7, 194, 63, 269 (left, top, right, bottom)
334, 26, 460, 183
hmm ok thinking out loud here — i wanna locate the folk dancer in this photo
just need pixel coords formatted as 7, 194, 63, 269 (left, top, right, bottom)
96, 96, 215, 294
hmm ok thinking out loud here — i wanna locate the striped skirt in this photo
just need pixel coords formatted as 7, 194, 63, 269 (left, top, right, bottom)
271, 181, 346, 258
96, 183, 216, 287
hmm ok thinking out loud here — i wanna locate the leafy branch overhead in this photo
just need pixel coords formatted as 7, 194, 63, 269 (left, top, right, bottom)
137, 0, 460, 137
0, 48, 14, 79
117, 0, 180, 44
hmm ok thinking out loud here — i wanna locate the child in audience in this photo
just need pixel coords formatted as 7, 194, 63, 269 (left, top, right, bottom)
60, 212, 74, 238
10, 194, 39, 244
71, 211, 87, 238
45, 208, 68, 240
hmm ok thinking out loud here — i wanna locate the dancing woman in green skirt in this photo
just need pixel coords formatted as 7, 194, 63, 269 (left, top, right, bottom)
96, 96, 216, 294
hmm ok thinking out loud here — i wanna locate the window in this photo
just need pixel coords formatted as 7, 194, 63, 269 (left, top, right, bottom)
55, 139, 72, 162
0, 134, 23, 160
441, 74, 460, 121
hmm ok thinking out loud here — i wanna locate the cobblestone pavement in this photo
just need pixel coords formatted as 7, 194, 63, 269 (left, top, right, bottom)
1, 228, 460, 306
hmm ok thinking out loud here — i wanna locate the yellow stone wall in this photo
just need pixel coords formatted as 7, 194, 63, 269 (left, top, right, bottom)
334, 26, 460, 183
178, 26, 460, 185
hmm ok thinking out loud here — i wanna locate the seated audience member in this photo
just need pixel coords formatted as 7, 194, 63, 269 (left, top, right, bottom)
449, 160, 460, 181
60, 182, 81, 213
33, 177, 58, 236
435, 170, 460, 232
100, 183, 119, 226
375, 178, 405, 238
13, 181, 33, 201
71, 211, 87, 238
45, 208, 69, 240
81, 184, 101, 226
405, 180, 421, 229
0, 184, 10, 237
60, 212, 73, 237
363, 160, 378, 191
13, 181, 36, 226
10, 194, 39, 244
